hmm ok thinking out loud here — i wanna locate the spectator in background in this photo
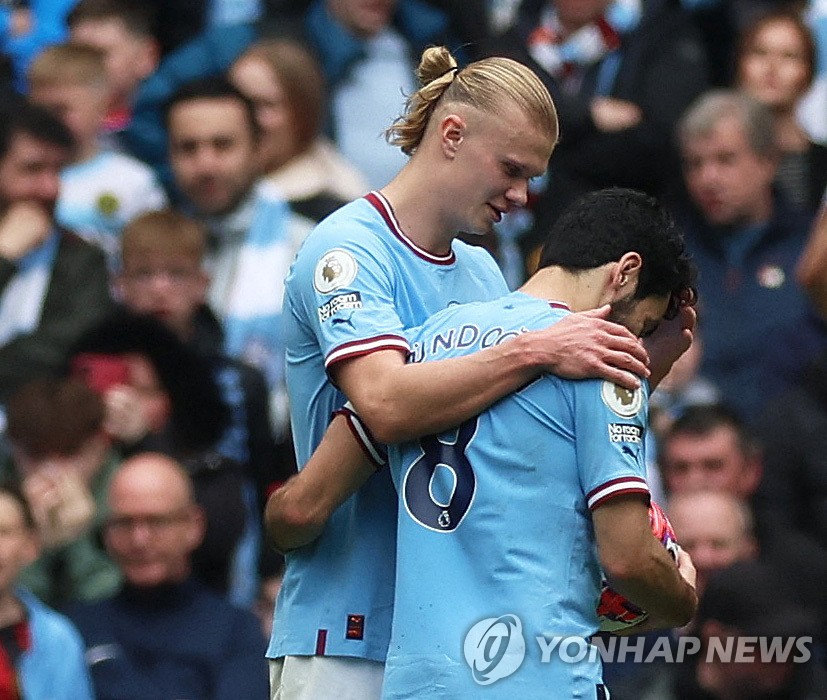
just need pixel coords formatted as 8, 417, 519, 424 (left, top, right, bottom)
69, 0, 257, 189
751, 334, 827, 565
676, 89, 826, 422
667, 490, 758, 597
0, 98, 113, 407
735, 9, 827, 215
690, 561, 825, 700
68, 311, 246, 594
493, 0, 709, 268
116, 209, 293, 602
0, 481, 94, 700
295, 0, 458, 189
28, 42, 167, 272
0, 0, 77, 91
166, 76, 312, 437
649, 321, 720, 440
67, 0, 161, 143
229, 38, 368, 223
658, 404, 762, 500
66, 453, 269, 700
2, 377, 121, 608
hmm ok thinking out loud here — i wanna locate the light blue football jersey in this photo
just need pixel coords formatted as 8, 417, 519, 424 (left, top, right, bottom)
268, 191, 509, 661
383, 291, 651, 698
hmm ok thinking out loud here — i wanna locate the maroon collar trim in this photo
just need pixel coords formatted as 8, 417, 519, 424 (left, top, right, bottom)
364, 191, 456, 266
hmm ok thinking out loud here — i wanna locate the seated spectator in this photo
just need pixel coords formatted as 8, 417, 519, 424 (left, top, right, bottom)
0, 480, 94, 699
751, 341, 827, 562
67, 0, 161, 143
116, 209, 294, 599
735, 9, 827, 214
676, 89, 827, 422
692, 561, 825, 700
166, 76, 313, 436
69, 0, 256, 189
68, 311, 246, 594
658, 404, 762, 499
493, 0, 709, 264
667, 490, 758, 597
66, 453, 269, 700
2, 377, 121, 608
0, 98, 113, 407
28, 42, 167, 272
295, 0, 458, 189
229, 38, 368, 222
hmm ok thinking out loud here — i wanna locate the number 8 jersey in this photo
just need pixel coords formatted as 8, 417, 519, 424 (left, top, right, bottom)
385, 291, 651, 699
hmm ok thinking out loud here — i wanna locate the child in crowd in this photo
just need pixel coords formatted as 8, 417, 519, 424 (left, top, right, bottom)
27, 42, 166, 271
116, 209, 293, 604
0, 481, 94, 699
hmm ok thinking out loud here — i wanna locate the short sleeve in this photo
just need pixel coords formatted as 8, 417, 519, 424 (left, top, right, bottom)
574, 379, 651, 511
288, 216, 410, 371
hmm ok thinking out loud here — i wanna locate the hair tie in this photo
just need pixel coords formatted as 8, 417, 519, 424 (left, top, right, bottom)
436, 66, 458, 81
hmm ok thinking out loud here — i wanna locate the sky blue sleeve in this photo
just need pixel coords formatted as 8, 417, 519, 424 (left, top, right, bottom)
290, 222, 410, 371
574, 379, 651, 511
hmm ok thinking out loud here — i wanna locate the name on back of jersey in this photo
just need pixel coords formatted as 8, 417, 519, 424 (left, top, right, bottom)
409, 323, 530, 364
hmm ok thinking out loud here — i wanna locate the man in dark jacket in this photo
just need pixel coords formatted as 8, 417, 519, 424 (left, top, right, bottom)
66, 452, 269, 700
676, 89, 827, 423
493, 0, 709, 264
0, 98, 112, 406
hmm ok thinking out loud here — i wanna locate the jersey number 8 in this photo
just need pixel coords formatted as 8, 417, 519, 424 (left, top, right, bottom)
402, 417, 478, 532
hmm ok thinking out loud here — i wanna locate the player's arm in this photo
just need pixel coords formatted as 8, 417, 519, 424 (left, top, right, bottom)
334, 305, 650, 444
593, 494, 697, 629
264, 414, 376, 553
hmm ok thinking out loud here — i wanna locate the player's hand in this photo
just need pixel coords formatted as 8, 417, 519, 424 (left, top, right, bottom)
103, 386, 152, 444
0, 202, 53, 261
644, 305, 696, 390
535, 305, 650, 391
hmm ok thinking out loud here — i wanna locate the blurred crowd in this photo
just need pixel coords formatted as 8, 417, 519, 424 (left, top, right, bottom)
0, 0, 826, 698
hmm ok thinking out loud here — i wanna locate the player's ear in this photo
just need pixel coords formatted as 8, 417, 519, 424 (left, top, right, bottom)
440, 113, 465, 159
613, 252, 643, 292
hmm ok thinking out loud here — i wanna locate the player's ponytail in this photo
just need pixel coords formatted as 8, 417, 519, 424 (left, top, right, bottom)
386, 46, 559, 156
386, 46, 459, 155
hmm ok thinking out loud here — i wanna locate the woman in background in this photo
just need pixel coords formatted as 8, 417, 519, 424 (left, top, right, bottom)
230, 38, 368, 223
736, 9, 827, 214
